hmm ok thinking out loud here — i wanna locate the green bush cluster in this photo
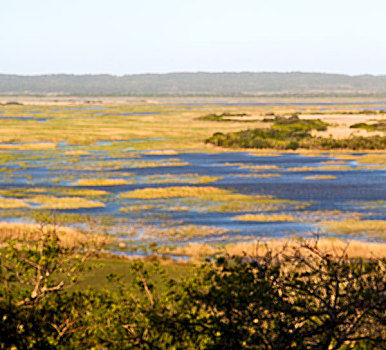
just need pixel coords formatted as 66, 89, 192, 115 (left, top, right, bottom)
0, 226, 385, 349
350, 120, 386, 131
263, 114, 329, 132
206, 116, 386, 150
197, 112, 249, 121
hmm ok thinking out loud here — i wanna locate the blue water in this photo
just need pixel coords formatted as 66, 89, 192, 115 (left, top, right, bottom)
0, 148, 385, 243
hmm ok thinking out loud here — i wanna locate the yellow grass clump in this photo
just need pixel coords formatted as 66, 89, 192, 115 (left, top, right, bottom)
120, 186, 229, 199
319, 219, 386, 239
304, 175, 337, 180
145, 224, 229, 241
75, 178, 130, 186
0, 197, 30, 208
30, 196, 105, 209
146, 150, 179, 155
171, 238, 386, 261
286, 166, 315, 172
0, 142, 56, 150
0, 222, 113, 248
234, 214, 296, 222
65, 150, 90, 156
235, 173, 281, 178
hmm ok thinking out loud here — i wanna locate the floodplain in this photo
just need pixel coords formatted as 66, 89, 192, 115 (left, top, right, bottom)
0, 97, 385, 259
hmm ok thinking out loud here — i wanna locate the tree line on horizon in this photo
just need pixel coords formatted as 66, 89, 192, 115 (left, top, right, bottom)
1, 72, 386, 96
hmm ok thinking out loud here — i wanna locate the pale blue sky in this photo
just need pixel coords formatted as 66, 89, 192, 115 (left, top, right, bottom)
1, 0, 385, 75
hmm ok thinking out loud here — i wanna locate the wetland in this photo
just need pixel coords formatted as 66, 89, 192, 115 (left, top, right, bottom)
0, 98, 385, 257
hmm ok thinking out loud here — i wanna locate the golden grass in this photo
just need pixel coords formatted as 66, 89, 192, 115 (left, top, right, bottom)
121, 186, 309, 213
235, 173, 281, 178
0, 187, 109, 198
286, 166, 316, 172
0, 142, 56, 150
170, 238, 386, 260
30, 196, 105, 209
316, 165, 353, 171
65, 150, 90, 156
120, 204, 158, 212
0, 197, 30, 208
146, 150, 179, 155
75, 178, 130, 186
0, 101, 384, 153
319, 219, 386, 239
320, 160, 348, 165
304, 175, 337, 180
120, 186, 229, 199
145, 224, 229, 241
143, 174, 222, 184
240, 165, 280, 171
0, 222, 113, 248
234, 214, 296, 222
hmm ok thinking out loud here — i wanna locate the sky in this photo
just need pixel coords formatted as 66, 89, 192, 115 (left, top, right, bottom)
1, 0, 385, 76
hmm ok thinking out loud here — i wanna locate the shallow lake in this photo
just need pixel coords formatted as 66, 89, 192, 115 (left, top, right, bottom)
1, 144, 385, 246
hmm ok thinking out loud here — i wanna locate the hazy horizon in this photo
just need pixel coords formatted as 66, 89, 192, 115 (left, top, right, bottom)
2, 71, 386, 78
1, 0, 385, 76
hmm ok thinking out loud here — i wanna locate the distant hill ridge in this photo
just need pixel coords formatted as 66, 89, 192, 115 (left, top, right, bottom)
1, 72, 386, 96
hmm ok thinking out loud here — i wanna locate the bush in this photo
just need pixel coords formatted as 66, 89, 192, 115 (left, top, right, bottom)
0, 224, 385, 349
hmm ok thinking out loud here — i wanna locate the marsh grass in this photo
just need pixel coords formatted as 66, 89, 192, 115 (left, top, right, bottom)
142, 174, 222, 184
121, 186, 310, 214
168, 238, 386, 261
0, 197, 29, 208
0, 188, 109, 199
75, 178, 130, 186
234, 173, 281, 178
120, 186, 229, 199
143, 224, 230, 241
304, 175, 337, 180
29, 196, 105, 209
0, 142, 56, 150
233, 214, 296, 222
320, 219, 386, 239
0, 222, 113, 248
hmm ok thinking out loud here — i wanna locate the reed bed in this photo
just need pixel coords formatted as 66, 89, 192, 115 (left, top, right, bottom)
0, 222, 113, 248
169, 238, 386, 261
75, 178, 130, 186
234, 214, 297, 222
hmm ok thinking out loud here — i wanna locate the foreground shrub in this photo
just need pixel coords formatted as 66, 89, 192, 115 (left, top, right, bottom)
0, 224, 385, 349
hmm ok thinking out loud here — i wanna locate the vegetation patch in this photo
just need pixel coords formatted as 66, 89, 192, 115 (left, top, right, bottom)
196, 112, 249, 121
0, 142, 57, 150
233, 214, 296, 222
234, 173, 281, 178
319, 219, 386, 239
144, 224, 230, 241
170, 237, 386, 260
75, 178, 130, 186
0, 222, 113, 247
0, 187, 109, 198
142, 174, 222, 184
120, 186, 229, 199
304, 175, 337, 180
350, 120, 386, 132
0, 197, 29, 208
29, 196, 105, 209
206, 115, 386, 150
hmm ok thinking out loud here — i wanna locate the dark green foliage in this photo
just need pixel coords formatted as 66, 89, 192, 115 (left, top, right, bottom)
350, 120, 386, 131
197, 112, 249, 121
270, 114, 328, 131
0, 226, 385, 349
206, 116, 386, 150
